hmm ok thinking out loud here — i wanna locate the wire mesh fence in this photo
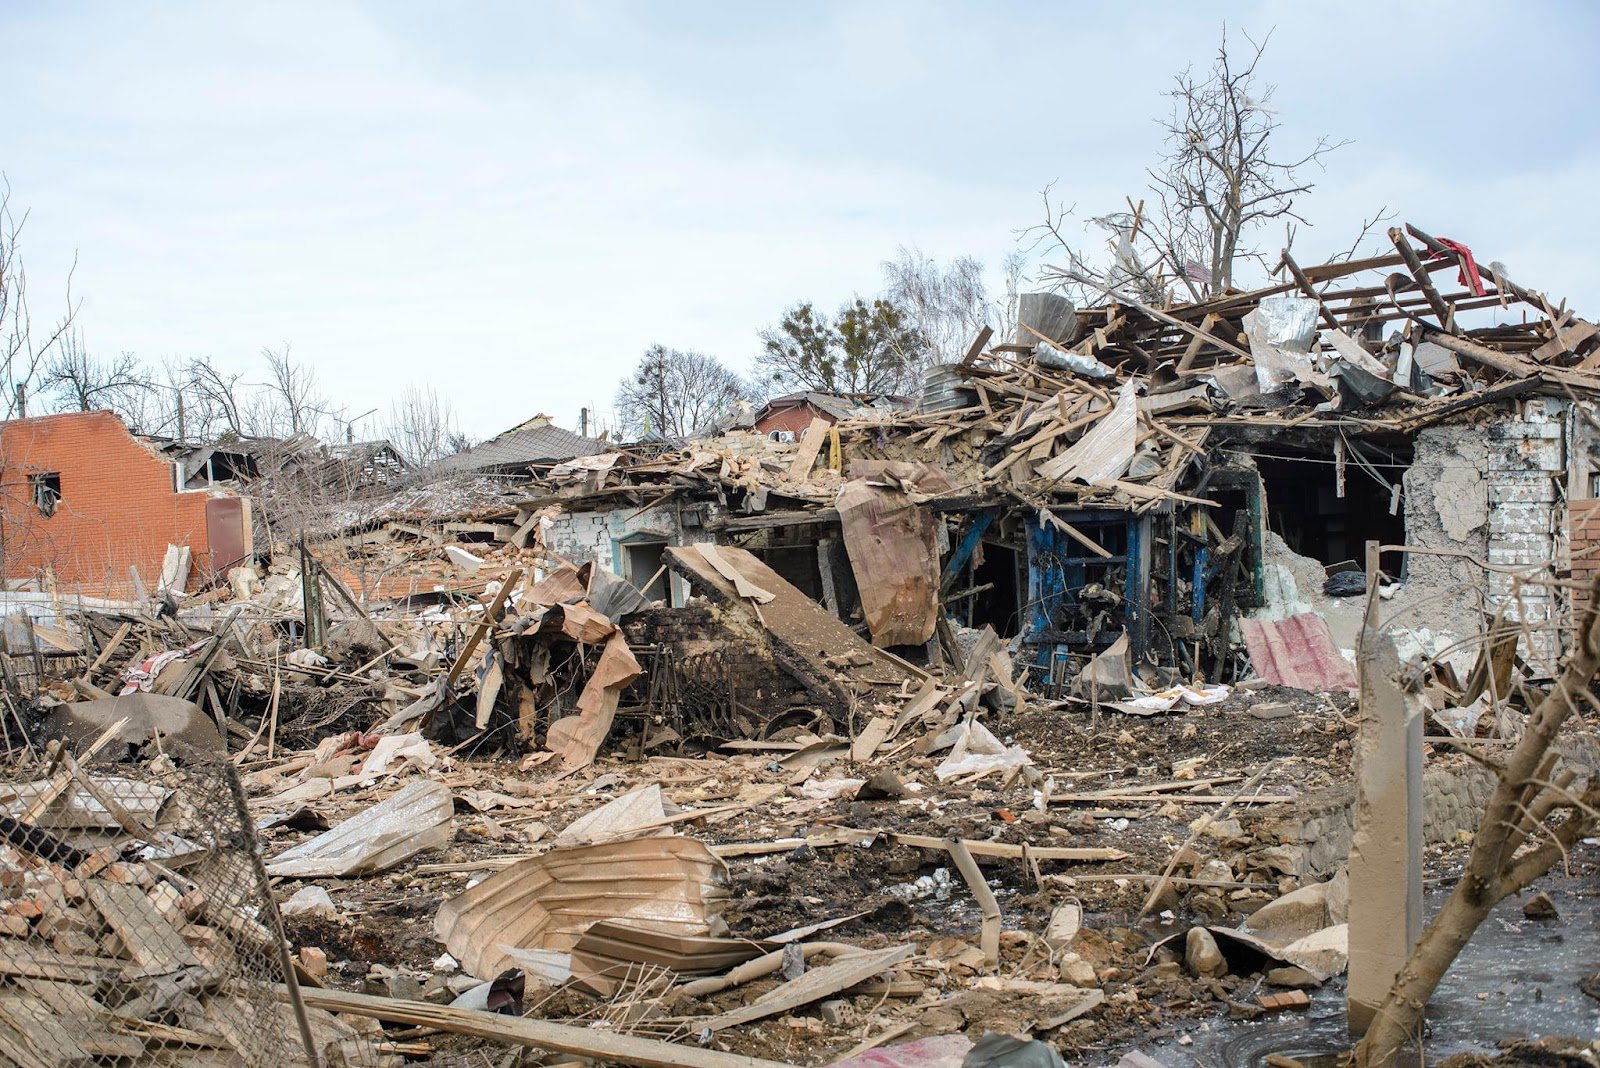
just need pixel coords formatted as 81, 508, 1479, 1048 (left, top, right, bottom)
0, 740, 327, 1067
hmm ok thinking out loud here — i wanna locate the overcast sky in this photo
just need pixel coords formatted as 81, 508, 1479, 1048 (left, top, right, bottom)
4, 1, 1598, 440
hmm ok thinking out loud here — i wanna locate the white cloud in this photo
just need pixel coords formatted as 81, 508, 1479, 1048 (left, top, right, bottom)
3, 0, 1597, 436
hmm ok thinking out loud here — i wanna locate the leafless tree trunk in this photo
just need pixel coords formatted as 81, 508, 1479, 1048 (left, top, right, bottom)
615, 345, 751, 440
0, 178, 79, 418
1028, 28, 1350, 302
881, 247, 992, 369
39, 330, 147, 415
385, 384, 465, 465
1354, 583, 1600, 1065
186, 356, 249, 439
261, 344, 329, 438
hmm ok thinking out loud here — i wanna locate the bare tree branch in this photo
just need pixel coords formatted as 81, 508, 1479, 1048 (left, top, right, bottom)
1028, 27, 1357, 303
615, 345, 752, 441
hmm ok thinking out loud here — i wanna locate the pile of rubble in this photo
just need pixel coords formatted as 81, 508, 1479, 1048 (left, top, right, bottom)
1, 221, 1598, 1065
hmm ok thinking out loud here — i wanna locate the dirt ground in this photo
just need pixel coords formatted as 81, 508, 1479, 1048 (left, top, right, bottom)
263, 684, 1399, 1064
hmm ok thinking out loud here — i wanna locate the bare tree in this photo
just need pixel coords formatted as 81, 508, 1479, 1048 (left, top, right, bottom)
881, 247, 991, 368
615, 345, 750, 440
0, 178, 78, 418
185, 356, 249, 439
1354, 589, 1600, 1064
1030, 28, 1351, 302
385, 384, 467, 465
260, 344, 329, 438
995, 251, 1028, 342
756, 299, 923, 398
39, 330, 147, 416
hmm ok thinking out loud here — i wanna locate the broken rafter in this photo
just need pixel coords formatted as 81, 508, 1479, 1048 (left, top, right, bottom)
1278, 250, 1341, 331
1389, 227, 1454, 327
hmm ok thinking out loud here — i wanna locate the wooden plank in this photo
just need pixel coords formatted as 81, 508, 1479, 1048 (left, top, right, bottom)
80, 623, 131, 684
445, 567, 524, 687
1529, 318, 1597, 363
786, 417, 831, 482
886, 833, 1127, 862
1049, 792, 1294, 804
712, 508, 840, 533
704, 946, 913, 1031
694, 544, 775, 604
509, 509, 542, 549
0, 993, 92, 1067
1175, 313, 1223, 373
295, 986, 794, 1068
1279, 250, 1341, 330
84, 882, 199, 974
1039, 509, 1113, 559
0, 943, 134, 983
1389, 227, 1453, 325
960, 325, 994, 367
850, 716, 893, 763
1103, 480, 1219, 507
13, 981, 144, 1060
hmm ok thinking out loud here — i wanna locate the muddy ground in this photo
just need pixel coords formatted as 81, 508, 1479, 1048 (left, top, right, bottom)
261, 686, 1596, 1065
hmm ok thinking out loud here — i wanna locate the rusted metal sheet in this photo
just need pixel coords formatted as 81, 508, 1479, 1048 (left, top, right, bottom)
836, 478, 939, 647
1239, 612, 1358, 692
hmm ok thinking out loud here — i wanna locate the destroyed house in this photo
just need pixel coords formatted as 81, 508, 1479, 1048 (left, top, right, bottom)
517, 225, 1600, 694
154, 433, 410, 496
0, 410, 254, 597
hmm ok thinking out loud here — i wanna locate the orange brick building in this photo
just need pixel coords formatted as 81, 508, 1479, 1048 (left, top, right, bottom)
0, 411, 252, 597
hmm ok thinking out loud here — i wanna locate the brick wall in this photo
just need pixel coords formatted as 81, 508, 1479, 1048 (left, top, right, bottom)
0, 411, 231, 597
753, 402, 833, 437
1483, 404, 1566, 670
544, 501, 718, 608
622, 603, 808, 719
1570, 498, 1600, 615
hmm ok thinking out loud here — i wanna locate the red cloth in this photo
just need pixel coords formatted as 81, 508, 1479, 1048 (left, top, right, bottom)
1428, 236, 1486, 297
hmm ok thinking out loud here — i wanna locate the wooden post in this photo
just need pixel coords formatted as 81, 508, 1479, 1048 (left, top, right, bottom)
1347, 621, 1424, 1037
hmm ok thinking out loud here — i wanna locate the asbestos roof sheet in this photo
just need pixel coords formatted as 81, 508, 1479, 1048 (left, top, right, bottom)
428, 422, 608, 474
1239, 612, 1359, 693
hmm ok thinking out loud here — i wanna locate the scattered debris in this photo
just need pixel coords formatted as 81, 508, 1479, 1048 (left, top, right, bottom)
0, 220, 1595, 1065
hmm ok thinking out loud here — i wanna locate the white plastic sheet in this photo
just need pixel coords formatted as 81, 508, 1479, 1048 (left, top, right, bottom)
1117, 683, 1231, 713
934, 720, 1033, 781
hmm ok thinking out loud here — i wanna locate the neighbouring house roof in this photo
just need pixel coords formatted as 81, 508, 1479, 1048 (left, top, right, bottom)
427, 417, 608, 476
757, 391, 911, 422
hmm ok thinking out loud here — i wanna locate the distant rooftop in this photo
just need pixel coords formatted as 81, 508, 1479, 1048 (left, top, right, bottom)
427, 415, 608, 475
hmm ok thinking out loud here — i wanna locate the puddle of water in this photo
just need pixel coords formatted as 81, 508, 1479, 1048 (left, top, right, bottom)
1148, 871, 1600, 1066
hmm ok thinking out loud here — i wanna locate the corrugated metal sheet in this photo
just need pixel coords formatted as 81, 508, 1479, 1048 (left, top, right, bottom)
1239, 612, 1358, 692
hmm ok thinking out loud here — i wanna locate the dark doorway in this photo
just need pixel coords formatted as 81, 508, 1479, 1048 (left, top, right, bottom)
751, 545, 824, 602
623, 539, 669, 602
1255, 440, 1411, 569
966, 540, 1021, 636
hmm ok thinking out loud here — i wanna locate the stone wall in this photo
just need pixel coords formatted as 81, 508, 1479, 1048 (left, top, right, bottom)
1288, 734, 1597, 880
1291, 762, 1495, 879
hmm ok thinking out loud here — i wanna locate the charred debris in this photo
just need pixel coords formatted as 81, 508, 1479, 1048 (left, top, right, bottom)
1, 225, 1598, 1066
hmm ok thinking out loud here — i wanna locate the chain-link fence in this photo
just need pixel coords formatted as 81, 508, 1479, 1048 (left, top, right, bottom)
0, 742, 330, 1067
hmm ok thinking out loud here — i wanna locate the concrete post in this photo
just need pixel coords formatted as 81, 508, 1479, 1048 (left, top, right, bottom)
1346, 625, 1425, 1035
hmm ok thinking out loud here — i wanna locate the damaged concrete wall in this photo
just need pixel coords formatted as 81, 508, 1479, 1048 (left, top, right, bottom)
1388, 425, 1491, 654
1250, 415, 1569, 675
544, 502, 714, 608
1291, 733, 1600, 880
